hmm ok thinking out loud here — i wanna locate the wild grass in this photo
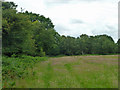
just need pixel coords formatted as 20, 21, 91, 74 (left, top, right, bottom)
2, 55, 118, 88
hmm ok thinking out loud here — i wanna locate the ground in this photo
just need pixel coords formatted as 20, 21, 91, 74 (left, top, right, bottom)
7, 55, 118, 88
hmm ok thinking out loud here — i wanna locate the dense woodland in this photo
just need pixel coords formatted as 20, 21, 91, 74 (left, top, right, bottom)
2, 1, 120, 57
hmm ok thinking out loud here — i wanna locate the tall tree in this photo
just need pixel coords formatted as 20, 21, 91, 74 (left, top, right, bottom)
2, 2, 35, 56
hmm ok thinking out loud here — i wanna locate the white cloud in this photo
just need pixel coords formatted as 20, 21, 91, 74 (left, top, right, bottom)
8, 0, 119, 42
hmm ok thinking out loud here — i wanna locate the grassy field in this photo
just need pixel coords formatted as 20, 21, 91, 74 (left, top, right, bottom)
3, 55, 118, 88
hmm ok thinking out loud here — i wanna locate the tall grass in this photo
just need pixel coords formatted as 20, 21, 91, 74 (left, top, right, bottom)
2, 55, 118, 88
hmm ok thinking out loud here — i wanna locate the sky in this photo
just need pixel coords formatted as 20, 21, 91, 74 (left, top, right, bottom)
7, 0, 119, 42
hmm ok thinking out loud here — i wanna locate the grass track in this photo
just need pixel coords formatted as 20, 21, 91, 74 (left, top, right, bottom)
5, 55, 118, 88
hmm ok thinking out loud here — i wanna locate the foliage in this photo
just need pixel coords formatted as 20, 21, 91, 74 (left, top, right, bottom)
2, 8, 36, 56
59, 34, 117, 55
2, 55, 48, 87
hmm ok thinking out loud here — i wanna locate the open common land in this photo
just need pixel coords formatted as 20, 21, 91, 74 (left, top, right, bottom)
3, 55, 118, 88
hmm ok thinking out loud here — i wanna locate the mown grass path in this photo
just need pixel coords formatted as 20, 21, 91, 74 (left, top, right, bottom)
14, 55, 118, 88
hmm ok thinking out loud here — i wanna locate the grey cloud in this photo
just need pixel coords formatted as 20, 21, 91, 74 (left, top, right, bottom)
55, 24, 70, 34
106, 25, 116, 30
92, 25, 118, 42
44, 0, 70, 5
44, 0, 110, 5
71, 19, 84, 24
43, 0, 96, 5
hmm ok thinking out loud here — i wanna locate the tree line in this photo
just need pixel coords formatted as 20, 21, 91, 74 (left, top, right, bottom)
2, 1, 119, 57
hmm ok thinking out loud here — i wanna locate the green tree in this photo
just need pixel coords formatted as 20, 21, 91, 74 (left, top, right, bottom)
2, 3, 35, 56
2, 1, 17, 10
117, 39, 120, 54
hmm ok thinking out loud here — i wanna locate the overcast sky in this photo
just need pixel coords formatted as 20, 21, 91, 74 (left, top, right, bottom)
8, 0, 119, 42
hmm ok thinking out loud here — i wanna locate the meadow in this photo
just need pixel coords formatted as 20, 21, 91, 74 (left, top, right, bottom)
2, 1, 119, 89
2, 55, 118, 88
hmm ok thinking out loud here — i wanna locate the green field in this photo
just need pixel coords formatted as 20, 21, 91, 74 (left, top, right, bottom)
3, 55, 118, 88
